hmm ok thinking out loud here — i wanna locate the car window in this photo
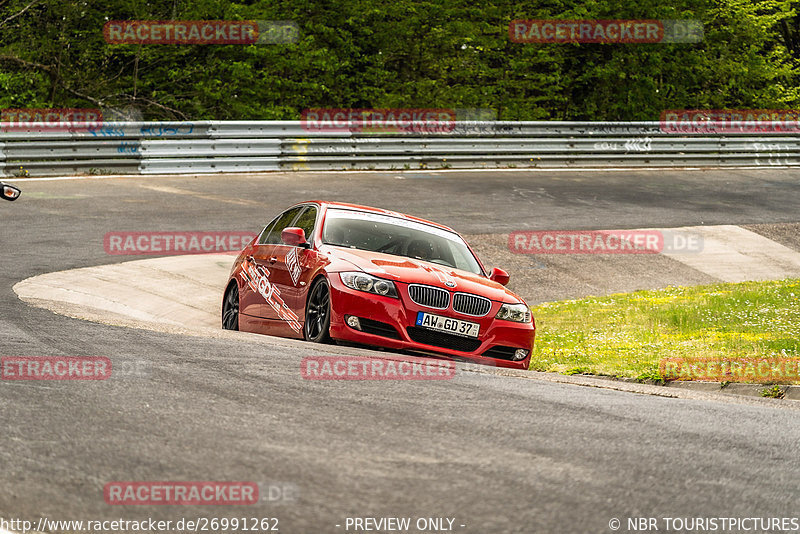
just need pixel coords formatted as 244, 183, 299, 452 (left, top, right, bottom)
292, 206, 318, 244
263, 206, 304, 245
322, 209, 483, 275
257, 215, 281, 244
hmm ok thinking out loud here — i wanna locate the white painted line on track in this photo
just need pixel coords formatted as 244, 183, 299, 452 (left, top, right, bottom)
6, 165, 798, 181
286, 165, 800, 174
13, 254, 235, 331
661, 225, 800, 282
6, 174, 132, 182
137, 183, 260, 205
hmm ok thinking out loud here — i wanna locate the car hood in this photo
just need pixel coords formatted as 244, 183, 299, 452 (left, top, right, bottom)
321, 246, 522, 303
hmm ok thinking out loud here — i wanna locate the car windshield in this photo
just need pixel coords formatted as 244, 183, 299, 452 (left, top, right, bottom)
322, 209, 483, 275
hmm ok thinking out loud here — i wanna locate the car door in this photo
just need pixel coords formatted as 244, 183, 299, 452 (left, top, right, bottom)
268, 205, 320, 322
239, 206, 303, 324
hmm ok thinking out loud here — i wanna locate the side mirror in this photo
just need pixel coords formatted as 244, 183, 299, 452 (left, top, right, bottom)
281, 227, 308, 247
489, 267, 510, 286
1, 183, 21, 201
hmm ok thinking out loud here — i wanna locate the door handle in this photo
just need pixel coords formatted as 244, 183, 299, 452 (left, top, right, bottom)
269, 256, 278, 263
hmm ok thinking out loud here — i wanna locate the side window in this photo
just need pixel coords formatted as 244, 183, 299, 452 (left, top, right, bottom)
293, 206, 318, 244
264, 206, 304, 245
257, 216, 280, 244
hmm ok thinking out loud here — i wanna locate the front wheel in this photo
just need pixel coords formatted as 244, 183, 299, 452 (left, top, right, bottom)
222, 283, 239, 331
304, 278, 331, 343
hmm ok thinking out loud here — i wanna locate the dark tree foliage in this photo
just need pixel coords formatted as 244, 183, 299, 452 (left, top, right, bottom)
0, 0, 797, 120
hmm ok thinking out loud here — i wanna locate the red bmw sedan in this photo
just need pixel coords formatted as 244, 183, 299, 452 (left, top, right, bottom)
222, 201, 535, 369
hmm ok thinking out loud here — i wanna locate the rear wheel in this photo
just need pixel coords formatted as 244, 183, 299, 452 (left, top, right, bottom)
222, 283, 239, 331
305, 278, 331, 343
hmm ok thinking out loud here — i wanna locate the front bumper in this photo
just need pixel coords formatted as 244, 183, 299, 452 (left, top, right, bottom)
327, 275, 535, 370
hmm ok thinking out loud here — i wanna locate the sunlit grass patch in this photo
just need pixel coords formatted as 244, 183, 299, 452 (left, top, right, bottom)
528, 279, 800, 383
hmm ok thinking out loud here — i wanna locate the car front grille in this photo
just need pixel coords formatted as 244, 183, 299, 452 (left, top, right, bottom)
408, 284, 449, 309
406, 326, 482, 353
452, 293, 492, 316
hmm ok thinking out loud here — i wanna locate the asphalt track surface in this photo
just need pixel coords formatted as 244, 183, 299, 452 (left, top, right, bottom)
2, 169, 800, 533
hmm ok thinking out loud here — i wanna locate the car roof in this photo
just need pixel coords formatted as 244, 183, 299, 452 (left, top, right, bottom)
301, 200, 458, 234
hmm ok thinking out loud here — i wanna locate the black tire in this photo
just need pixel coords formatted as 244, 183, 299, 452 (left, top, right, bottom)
304, 278, 331, 343
222, 282, 239, 331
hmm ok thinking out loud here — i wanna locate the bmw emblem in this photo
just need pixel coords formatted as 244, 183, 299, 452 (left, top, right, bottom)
445, 281, 456, 288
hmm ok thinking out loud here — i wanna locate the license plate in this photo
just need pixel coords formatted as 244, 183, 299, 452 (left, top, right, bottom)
415, 312, 480, 338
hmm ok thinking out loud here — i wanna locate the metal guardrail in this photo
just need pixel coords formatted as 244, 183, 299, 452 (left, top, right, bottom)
1, 121, 799, 176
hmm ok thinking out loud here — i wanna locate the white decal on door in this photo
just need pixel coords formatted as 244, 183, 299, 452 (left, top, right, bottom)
286, 247, 302, 286
239, 257, 302, 333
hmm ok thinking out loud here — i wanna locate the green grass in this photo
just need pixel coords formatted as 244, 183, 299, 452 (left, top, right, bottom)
761, 385, 785, 398
528, 278, 800, 384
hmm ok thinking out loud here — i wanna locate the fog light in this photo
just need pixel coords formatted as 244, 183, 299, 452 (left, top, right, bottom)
345, 315, 361, 330
512, 349, 529, 361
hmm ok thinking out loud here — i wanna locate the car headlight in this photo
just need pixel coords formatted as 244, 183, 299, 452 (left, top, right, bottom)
495, 302, 531, 323
340, 272, 398, 298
